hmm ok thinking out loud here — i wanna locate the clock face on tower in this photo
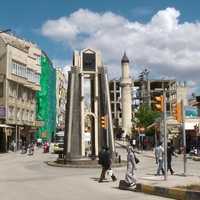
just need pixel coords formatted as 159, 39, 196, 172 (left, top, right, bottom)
83, 52, 96, 71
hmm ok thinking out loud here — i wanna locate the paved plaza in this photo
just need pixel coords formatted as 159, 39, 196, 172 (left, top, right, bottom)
0, 145, 199, 200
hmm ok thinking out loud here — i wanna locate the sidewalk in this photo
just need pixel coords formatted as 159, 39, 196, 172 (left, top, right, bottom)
116, 144, 200, 200
136, 174, 200, 200
136, 152, 200, 200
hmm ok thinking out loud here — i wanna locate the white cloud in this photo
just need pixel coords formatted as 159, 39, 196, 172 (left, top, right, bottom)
41, 7, 200, 93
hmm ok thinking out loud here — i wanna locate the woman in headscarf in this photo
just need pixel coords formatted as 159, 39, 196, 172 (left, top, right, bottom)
124, 141, 137, 187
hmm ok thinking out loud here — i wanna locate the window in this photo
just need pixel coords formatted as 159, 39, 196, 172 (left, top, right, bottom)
12, 61, 40, 84
30, 111, 34, 122
111, 103, 114, 111
109, 82, 114, 90
16, 108, 21, 121
11, 60, 26, 78
36, 56, 41, 65
35, 73, 40, 84
116, 82, 120, 90
22, 90, 27, 101
117, 103, 121, 111
26, 110, 29, 121
18, 86, 22, 99
0, 82, 3, 97
9, 82, 16, 97
8, 106, 14, 119
22, 109, 25, 121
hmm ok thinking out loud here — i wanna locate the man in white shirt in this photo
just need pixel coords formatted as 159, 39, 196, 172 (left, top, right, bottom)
155, 142, 165, 176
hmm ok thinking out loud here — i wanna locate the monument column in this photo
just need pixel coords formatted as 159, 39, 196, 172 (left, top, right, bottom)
120, 53, 132, 137
94, 73, 99, 156
80, 73, 85, 156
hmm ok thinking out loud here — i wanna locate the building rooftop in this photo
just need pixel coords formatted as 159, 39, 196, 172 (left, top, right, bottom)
0, 32, 38, 52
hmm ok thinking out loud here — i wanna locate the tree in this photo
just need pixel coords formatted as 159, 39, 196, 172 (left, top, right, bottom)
135, 104, 160, 129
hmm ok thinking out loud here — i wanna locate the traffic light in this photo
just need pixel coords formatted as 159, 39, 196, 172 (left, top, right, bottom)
154, 95, 164, 112
100, 116, 107, 128
172, 102, 182, 122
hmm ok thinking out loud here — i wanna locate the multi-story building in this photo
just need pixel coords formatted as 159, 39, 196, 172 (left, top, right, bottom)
0, 32, 42, 152
56, 68, 67, 131
109, 79, 188, 134
133, 79, 182, 115
109, 79, 134, 135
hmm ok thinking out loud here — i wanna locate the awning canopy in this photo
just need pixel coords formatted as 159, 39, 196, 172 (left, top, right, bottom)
0, 124, 14, 128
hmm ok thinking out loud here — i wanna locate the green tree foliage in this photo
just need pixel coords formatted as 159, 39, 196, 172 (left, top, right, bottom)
135, 104, 160, 129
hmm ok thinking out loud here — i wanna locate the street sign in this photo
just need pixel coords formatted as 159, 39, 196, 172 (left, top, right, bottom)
185, 106, 198, 118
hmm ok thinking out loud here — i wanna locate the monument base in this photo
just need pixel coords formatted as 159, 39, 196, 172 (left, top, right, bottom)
47, 158, 126, 168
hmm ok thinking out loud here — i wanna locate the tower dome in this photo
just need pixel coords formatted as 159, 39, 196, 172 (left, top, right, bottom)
121, 52, 129, 63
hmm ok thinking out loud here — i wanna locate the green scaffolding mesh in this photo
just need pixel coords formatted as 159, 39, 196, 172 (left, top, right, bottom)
35, 55, 56, 141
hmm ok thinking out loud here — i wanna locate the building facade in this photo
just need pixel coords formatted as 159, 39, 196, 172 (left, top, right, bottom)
56, 68, 67, 131
0, 32, 42, 152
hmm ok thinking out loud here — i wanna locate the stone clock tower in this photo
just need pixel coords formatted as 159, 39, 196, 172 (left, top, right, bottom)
63, 48, 115, 161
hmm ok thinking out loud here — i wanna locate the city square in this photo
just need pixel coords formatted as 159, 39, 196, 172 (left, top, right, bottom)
1, 1, 200, 200
2, 143, 200, 200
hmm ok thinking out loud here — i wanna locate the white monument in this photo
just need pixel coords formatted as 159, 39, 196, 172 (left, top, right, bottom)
120, 53, 133, 137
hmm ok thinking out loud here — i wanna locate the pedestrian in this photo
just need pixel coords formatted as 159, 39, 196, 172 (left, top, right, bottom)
98, 146, 117, 182
155, 142, 165, 176
124, 141, 138, 187
167, 141, 177, 175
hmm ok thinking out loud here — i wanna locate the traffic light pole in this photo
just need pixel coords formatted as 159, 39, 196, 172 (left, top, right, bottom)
163, 91, 168, 181
181, 99, 187, 176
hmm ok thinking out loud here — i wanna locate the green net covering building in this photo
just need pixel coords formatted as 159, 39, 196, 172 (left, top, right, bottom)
35, 53, 56, 141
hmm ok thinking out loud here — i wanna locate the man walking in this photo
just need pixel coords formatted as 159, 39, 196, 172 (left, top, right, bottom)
167, 141, 176, 175
155, 142, 165, 176
98, 146, 117, 182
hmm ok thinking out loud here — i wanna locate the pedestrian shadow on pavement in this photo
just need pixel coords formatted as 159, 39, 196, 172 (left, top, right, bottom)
146, 173, 157, 176
90, 177, 109, 182
113, 186, 136, 192
174, 173, 196, 177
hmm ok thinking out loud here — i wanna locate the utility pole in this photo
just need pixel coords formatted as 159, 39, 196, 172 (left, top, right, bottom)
163, 91, 168, 180
181, 99, 187, 176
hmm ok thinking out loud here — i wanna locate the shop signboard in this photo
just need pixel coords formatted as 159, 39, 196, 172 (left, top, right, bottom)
185, 106, 198, 118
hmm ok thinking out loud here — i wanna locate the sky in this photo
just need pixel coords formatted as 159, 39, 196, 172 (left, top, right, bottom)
1, 0, 200, 95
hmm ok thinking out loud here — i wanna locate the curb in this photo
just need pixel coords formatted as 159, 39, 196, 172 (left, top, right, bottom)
46, 161, 127, 168
187, 156, 200, 161
192, 157, 200, 161
136, 183, 200, 200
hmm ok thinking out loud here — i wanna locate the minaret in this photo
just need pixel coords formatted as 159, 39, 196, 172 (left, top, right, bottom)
120, 52, 132, 137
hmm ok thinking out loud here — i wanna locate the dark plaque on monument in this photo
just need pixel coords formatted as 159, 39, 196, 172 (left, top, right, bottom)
83, 53, 96, 71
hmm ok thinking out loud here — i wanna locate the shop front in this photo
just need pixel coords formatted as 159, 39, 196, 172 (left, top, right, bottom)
0, 124, 14, 152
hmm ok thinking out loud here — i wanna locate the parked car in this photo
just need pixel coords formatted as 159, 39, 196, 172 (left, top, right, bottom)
53, 131, 64, 154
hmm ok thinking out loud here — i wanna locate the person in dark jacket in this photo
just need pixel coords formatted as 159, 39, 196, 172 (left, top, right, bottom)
98, 146, 117, 182
167, 141, 177, 175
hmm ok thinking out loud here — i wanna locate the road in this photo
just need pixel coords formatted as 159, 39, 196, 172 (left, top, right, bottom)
1, 145, 194, 200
